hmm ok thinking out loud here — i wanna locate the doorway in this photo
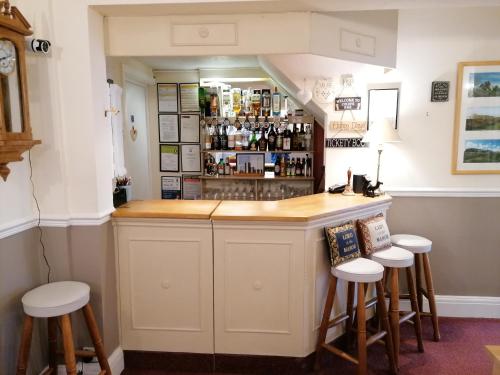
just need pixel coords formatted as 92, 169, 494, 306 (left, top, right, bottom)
124, 80, 152, 200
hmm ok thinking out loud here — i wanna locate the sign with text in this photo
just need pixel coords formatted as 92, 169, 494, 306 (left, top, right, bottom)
431, 81, 450, 102
335, 96, 361, 111
330, 120, 367, 133
325, 137, 367, 148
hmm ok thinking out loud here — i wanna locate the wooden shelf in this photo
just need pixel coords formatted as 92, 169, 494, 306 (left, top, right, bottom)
202, 150, 314, 154
203, 115, 314, 124
200, 175, 314, 181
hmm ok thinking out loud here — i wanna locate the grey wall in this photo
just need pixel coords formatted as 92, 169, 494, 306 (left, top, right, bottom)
387, 196, 500, 296
0, 222, 119, 375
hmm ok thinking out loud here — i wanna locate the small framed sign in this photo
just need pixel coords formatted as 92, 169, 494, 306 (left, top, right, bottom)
335, 96, 361, 111
431, 81, 450, 102
325, 137, 367, 148
159, 144, 179, 172
161, 176, 182, 199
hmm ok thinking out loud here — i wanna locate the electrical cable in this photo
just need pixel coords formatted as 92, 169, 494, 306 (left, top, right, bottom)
28, 149, 51, 284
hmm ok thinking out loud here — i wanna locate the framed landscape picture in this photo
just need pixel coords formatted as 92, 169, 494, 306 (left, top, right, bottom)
452, 61, 500, 174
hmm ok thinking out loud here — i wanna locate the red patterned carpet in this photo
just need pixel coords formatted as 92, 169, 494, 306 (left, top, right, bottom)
122, 317, 500, 375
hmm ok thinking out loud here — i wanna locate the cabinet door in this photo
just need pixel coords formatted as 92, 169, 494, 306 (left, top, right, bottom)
116, 221, 213, 353
213, 224, 305, 356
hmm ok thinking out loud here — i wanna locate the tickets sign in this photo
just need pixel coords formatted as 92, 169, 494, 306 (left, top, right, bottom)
325, 137, 367, 148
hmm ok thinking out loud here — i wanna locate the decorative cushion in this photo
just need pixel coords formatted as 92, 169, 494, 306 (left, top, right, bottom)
357, 214, 392, 255
324, 221, 361, 267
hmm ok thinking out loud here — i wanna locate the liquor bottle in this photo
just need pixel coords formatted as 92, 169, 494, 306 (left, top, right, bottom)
290, 157, 296, 176
249, 130, 258, 151
295, 158, 302, 176
204, 121, 212, 150
286, 158, 291, 176
199, 87, 206, 113
305, 154, 312, 177
291, 124, 300, 151
243, 89, 251, 115
276, 126, 283, 151
227, 121, 235, 150
217, 158, 225, 175
232, 88, 241, 115
304, 124, 312, 151
262, 89, 271, 116
272, 86, 281, 117
234, 122, 242, 151
274, 156, 280, 177
280, 156, 286, 177
251, 89, 261, 116
220, 124, 229, 150
222, 88, 232, 117
224, 157, 230, 175
212, 122, 221, 150
283, 125, 292, 151
267, 123, 277, 151
210, 91, 218, 117
258, 126, 268, 151
299, 123, 306, 151
242, 127, 249, 150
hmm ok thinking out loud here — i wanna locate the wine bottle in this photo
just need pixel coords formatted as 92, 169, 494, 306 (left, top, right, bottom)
267, 123, 277, 151
220, 124, 228, 150
258, 126, 268, 151
283, 125, 291, 151
249, 130, 258, 151
274, 156, 281, 177
280, 155, 286, 177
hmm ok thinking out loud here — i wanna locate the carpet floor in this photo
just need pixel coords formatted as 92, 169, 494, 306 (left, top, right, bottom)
122, 317, 500, 375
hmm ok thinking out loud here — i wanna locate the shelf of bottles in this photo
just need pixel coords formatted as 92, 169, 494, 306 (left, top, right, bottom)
199, 86, 314, 201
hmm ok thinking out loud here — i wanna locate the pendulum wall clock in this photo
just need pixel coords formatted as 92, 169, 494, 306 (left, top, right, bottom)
0, 0, 40, 181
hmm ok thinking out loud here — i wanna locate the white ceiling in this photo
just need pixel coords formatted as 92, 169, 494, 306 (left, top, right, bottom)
137, 55, 260, 70
91, 0, 500, 16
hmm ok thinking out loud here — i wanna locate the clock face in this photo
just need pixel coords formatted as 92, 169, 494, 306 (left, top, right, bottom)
0, 39, 16, 76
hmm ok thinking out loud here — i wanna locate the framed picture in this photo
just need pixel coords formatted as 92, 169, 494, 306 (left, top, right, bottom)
236, 153, 265, 175
157, 83, 178, 113
182, 175, 202, 200
179, 83, 200, 113
180, 114, 200, 143
161, 176, 182, 199
181, 144, 201, 173
367, 86, 400, 130
159, 144, 179, 172
452, 61, 500, 174
158, 114, 179, 143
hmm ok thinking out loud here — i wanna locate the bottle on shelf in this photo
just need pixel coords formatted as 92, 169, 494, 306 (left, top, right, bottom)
210, 91, 218, 117
222, 88, 232, 117
283, 125, 292, 151
243, 89, 251, 115
232, 88, 241, 115
267, 122, 277, 151
204, 122, 212, 150
292, 123, 300, 151
262, 89, 271, 116
224, 157, 231, 175
305, 154, 312, 177
242, 127, 250, 150
304, 124, 312, 151
295, 158, 302, 176
276, 126, 283, 151
234, 123, 242, 151
249, 130, 258, 151
274, 156, 281, 177
298, 123, 306, 151
220, 123, 229, 150
227, 122, 235, 150
290, 157, 296, 176
272, 86, 281, 117
258, 126, 267, 151
251, 89, 261, 116
280, 155, 286, 177
217, 158, 224, 175
212, 121, 221, 150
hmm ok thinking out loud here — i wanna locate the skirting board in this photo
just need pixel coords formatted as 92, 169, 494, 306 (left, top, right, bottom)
39, 347, 124, 375
399, 295, 500, 319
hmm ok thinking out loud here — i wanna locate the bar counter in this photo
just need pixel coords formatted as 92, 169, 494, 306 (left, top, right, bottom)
112, 193, 392, 357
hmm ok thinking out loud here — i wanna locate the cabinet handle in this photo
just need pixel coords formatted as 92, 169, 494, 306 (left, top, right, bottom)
161, 280, 171, 289
252, 280, 263, 291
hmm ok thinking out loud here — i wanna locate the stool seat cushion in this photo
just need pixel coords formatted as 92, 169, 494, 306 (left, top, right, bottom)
22, 281, 90, 318
391, 234, 432, 253
371, 246, 414, 268
332, 258, 384, 283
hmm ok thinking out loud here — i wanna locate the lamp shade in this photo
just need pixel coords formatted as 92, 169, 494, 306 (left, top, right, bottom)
362, 118, 401, 144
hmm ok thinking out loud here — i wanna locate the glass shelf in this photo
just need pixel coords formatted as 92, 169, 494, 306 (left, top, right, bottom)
200, 175, 314, 181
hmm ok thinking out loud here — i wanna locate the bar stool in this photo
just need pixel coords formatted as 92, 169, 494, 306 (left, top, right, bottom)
391, 234, 440, 341
16, 281, 112, 375
315, 258, 397, 375
371, 246, 424, 369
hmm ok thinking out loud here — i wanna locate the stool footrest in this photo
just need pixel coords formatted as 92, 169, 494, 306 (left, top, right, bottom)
399, 311, 416, 325
366, 330, 387, 347
321, 343, 359, 365
328, 313, 349, 328
365, 296, 378, 310
40, 369, 55, 375
57, 349, 97, 358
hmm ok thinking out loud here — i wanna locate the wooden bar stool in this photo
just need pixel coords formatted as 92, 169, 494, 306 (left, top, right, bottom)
371, 246, 424, 369
16, 281, 112, 375
315, 258, 397, 375
391, 234, 440, 341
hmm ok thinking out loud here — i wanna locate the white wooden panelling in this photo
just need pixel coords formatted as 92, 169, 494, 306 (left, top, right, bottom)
171, 23, 237, 46
340, 29, 376, 57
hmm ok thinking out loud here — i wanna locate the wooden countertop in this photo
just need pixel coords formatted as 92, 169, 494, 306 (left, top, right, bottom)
211, 193, 392, 222
112, 200, 221, 220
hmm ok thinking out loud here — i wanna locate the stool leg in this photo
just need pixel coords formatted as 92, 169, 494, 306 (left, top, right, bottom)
423, 253, 440, 342
376, 280, 397, 374
82, 303, 112, 374
415, 254, 424, 313
16, 315, 34, 375
406, 267, 424, 352
346, 281, 355, 349
59, 314, 77, 375
315, 274, 338, 371
48, 317, 58, 370
389, 268, 400, 369
356, 282, 367, 375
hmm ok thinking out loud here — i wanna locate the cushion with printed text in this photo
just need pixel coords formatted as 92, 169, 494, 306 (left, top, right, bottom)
324, 221, 361, 267
356, 214, 392, 256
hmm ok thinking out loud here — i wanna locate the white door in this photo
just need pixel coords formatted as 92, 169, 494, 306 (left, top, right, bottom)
124, 81, 151, 200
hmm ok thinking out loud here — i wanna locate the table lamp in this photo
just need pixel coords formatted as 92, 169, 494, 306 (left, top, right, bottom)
361, 118, 401, 195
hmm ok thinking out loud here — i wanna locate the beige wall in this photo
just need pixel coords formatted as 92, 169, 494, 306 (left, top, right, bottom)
0, 223, 118, 374
387, 196, 500, 296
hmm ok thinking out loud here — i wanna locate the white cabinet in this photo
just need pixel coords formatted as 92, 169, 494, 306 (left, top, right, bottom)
113, 218, 214, 353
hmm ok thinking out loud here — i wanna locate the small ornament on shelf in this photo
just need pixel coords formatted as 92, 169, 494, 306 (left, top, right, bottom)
342, 167, 355, 196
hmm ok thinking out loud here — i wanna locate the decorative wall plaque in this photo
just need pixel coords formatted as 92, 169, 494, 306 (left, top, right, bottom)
431, 81, 450, 102
335, 96, 361, 111
325, 138, 367, 148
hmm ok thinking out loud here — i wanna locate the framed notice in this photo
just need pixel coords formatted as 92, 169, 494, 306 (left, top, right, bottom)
452, 60, 500, 174
431, 81, 450, 102
161, 176, 182, 200
179, 83, 200, 113
157, 83, 178, 113
182, 175, 202, 200
335, 96, 361, 111
180, 114, 200, 143
158, 114, 179, 143
181, 144, 201, 173
159, 144, 179, 172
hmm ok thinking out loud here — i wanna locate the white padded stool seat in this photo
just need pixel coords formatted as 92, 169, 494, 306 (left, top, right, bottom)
332, 258, 384, 283
391, 234, 432, 254
22, 281, 90, 318
371, 246, 414, 268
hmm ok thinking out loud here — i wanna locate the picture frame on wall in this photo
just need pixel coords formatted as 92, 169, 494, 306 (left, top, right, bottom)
367, 86, 400, 130
157, 83, 178, 113
180, 114, 200, 143
452, 61, 500, 174
181, 144, 201, 173
161, 176, 182, 199
159, 144, 179, 172
179, 83, 200, 113
158, 114, 179, 143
